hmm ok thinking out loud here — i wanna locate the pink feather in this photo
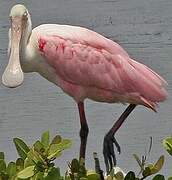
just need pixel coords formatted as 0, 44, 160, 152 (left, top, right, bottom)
35, 24, 167, 110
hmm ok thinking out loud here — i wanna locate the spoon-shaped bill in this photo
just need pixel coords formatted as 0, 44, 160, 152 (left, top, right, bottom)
2, 16, 24, 88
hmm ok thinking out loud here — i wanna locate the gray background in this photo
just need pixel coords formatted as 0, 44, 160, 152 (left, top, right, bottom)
0, 0, 172, 177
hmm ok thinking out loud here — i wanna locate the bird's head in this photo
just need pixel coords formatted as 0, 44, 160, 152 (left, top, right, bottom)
2, 4, 31, 88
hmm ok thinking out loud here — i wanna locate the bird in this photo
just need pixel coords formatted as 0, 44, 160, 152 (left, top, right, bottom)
2, 4, 168, 173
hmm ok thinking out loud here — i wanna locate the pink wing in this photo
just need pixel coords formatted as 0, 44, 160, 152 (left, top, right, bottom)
37, 26, 167, 109
35, 24, 129, 57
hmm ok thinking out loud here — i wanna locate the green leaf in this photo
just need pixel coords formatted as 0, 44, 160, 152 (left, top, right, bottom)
51, 135, 62, 144
56, 139, 72, 151
70, 159, 80, 173
163, 137, 172, 156
47, 145, 62, 160
13, 138, 30, 160
27, 149, 44, 164
24, 157, 35, 168
142, 156, 164, 178
0, 159, 6, 173
142, 167, 151, 177
124, 171, 136, 180
33, 141, 45, 154
17, 165, 35, 179
152, 174, 165, 180
168, 177, 172, 180
48, 139, 71, 159
0, 152, 5, 160
41, 131, 50, 148
7, 162, 16, 178
143, 155, 164, 177
16, 158, 24, 172
44, 167, 61, 180
150, 155, 164, 174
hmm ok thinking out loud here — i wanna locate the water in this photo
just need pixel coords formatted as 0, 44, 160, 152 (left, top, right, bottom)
0, 0, 172, 177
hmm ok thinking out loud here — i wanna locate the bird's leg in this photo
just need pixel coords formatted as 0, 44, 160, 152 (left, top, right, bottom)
103, 104, 136, 173
78, 102, 89, 162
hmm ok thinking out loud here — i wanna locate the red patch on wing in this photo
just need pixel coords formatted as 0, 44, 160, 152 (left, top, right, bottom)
60, 43, 65, 53
38, 38, 46, 52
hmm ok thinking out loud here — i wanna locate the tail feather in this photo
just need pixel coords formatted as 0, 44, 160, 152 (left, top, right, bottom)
130, 59, 167, 87
129, 58, 168, 102
140, 97, 157, 112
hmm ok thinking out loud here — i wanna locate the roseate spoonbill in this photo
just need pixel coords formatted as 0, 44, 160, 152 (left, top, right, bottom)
2, 4, 168, 172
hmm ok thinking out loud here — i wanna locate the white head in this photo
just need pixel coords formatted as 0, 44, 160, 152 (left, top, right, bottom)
2, 4, 32, 88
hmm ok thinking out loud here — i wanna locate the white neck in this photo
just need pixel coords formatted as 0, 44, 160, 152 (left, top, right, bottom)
20, 14, 33, 72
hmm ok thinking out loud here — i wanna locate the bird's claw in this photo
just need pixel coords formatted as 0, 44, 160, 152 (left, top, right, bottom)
113, 137, 121, 154
103, 133, 121, 174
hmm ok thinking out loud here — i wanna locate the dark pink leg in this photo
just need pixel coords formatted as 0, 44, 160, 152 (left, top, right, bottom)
78, 102, 89, 159
103, 104, 136, 173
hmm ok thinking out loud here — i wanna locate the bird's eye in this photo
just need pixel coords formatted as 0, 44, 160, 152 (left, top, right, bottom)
23, 12, 27, 17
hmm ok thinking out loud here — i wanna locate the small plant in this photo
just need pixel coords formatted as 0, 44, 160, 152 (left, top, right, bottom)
163, 136, 172, 156
66, 158, 100, 180
163, 136, 172, 179
106, 157, 165, 180
1, 132, 172, 180
106, 137, 165, 180
0, 131, 72, 179
127, 137, 165, 180
0, 131, 101, 180
127, 155, 165, 180
0, 152, 23, 179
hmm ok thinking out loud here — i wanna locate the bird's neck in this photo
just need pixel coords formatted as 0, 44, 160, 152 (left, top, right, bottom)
20, 15, 33, 72
21, 14, 32, 49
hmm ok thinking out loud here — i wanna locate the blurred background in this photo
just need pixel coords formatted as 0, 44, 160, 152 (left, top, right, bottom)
0, 0, 171, 177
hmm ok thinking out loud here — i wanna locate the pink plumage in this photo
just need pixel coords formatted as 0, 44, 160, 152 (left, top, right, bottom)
35, 24, 167, 111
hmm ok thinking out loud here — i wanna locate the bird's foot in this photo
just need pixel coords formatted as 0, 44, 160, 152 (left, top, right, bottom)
103, 133, 121, 174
